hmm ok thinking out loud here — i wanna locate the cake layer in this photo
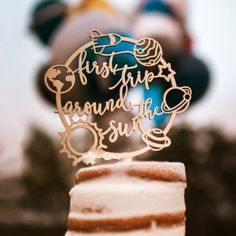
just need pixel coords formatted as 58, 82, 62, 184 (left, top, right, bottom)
75, 161, 186, 184
65, 224, 185, 236
68, 213, 185, 232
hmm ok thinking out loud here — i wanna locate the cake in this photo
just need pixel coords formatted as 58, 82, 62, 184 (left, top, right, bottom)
65, 161, 187, 236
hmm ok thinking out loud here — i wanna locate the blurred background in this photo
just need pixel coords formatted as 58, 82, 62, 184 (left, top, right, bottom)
0, 0, 236, 235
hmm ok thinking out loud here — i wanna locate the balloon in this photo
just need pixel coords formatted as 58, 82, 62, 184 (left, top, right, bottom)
30, 0, 67, 45
171, 54, 210, 105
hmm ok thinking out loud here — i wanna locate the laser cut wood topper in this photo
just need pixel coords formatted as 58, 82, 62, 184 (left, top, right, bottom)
44, 30, 192, 166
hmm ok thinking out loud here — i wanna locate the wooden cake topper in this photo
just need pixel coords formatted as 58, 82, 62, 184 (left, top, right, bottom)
44, 30, 192, 166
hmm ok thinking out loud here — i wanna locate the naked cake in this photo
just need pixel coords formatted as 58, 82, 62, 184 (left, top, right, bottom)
65, 161, 187, 236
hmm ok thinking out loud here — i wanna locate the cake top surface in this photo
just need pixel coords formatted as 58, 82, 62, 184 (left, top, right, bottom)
75, 161, 186, 184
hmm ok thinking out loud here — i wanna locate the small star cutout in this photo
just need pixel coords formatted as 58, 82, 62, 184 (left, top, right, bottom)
158, 63, 176, 82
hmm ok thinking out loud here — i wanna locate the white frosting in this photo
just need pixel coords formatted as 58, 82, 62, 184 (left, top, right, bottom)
69, 174, 186, 219
65, 224, 185, 236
